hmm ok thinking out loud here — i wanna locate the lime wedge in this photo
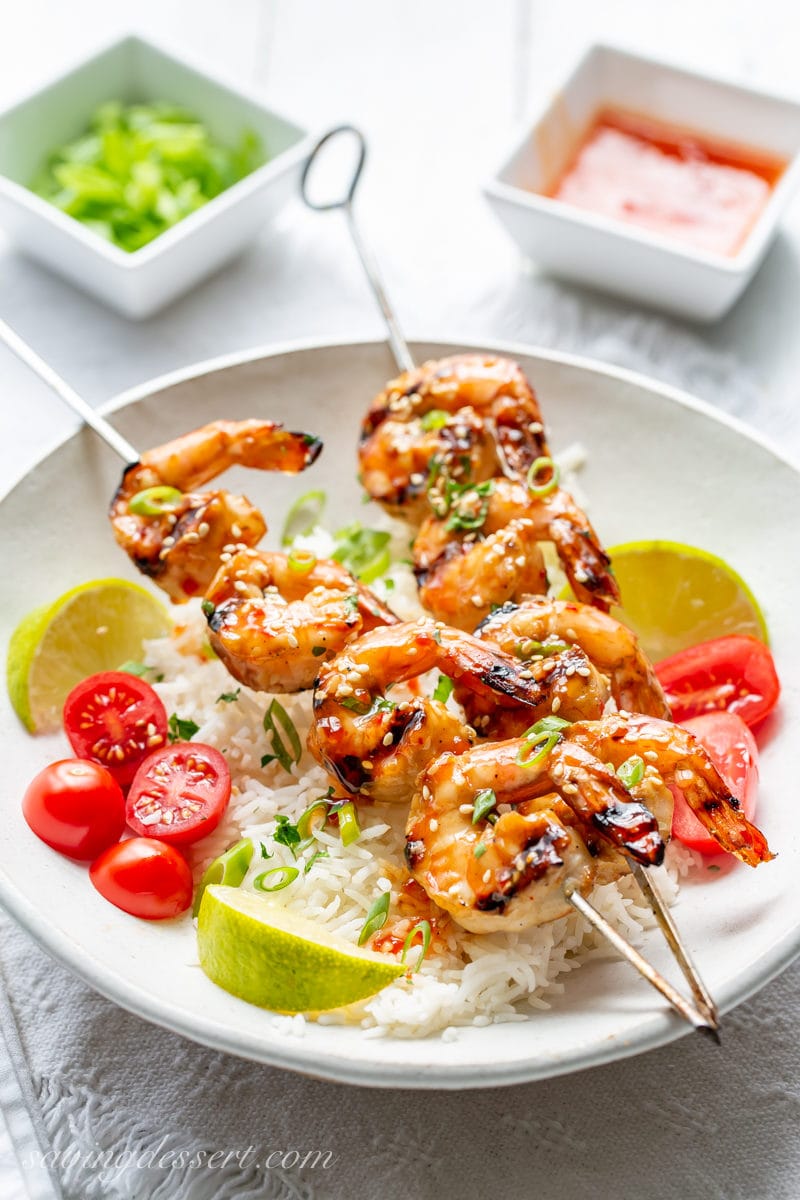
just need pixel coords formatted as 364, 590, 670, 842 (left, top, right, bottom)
7, 578, 170, 733
605, 541, 767, 661
197, 885, 405, 1013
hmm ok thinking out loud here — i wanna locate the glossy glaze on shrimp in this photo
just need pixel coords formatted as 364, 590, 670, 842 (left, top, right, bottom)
412, 477, 620, 627
359, 355, 549, 519
404, 736, 667, 931
564, 713, 773, 867
308, 618, 568, 804
110, 420, 322, 602
204, 548, 397, 693
459, 597, 670, 736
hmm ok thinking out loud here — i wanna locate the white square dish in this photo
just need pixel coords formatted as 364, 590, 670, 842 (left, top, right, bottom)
0, 35, 313, 318
484, 44, 800, 321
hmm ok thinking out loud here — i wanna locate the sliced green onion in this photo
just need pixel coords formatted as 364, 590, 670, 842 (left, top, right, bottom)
201, 598, 215, 618
617, 755, 645, 789
216, 689, 240, 704
340, 696, 372, 715
192, 838, 254, 916
332, 523, 392, 583
333, 800, 360, 846
304, 849, 329, 874
433, 675, 454, 704
473, 843, 487, 859
526, 456, 560, 498
281, 489, 326, 545
296, 798, 330, 841
520, 715, 571, 739
254, 866, 299, 893
471, 788, 497, 824
420, 409, 449, 432
515, 639, 569, 660
516, 731, 560, 767
119, 660, 149, 677
358, 891, 391, 945
444, 480, 494, 532
401, 920, 432, 971
128, 485, 184, 516
262, 700, 302, 773
287, 548, 317, 574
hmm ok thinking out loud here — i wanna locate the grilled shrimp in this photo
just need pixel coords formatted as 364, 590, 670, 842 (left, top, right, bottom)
564, 713, 773, 867
412, 477, 620, 627
359, 355, 549, 519
459, 597, 670, 737
404, 736, 670, 932
110, 420, 322, 602
204, 548, 397, 693
308, 618, 569, 804
456, 643, 612, 741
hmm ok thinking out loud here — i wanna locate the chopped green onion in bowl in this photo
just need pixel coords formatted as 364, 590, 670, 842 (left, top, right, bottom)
30, 100, 266, 253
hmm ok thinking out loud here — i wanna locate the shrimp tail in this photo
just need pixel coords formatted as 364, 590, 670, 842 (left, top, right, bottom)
680, 766, 774, 867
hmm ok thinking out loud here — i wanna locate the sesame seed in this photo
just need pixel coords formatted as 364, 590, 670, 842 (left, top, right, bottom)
576, 666, 592, 678
361, 761, 373, 771
429, 818, 439, 832
183, 531, 200, 544
234, 580, 248, 593
231, 523, 242, 538
382, 732, 393, 747
459, 803, 473, 814
552, 697, 562, 712
482, 869, 491, 883
471, 594, 483, 607
197, 521, 210, 537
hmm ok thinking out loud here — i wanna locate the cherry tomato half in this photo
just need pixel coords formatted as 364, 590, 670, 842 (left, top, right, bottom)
671, 712, 759, 856
90, 837, 193, 919
125, 742, 231, 846
63, 671, 168, 789
655, 635, 779, 728
22, 758, 125, 860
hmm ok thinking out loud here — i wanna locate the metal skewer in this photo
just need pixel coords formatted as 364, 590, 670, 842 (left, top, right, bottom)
301, 125, 414, 374
566, 885, 719, 1039
0, 317, 138, 464
630, 861, 719, 1025
302, 126, 720, 1038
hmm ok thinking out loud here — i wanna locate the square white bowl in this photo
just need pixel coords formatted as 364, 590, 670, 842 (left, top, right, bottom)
484, 44, 800, 322
0, 35, 313, 318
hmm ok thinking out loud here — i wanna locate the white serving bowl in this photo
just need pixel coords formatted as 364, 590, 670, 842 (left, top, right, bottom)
484, 44, 800, 321
0, 35, 313, 318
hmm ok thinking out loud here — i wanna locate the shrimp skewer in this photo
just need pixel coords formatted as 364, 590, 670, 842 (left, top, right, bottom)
412, 477, 620, 626
204, 547, 397, 693
460, 596, 670, 737
308, 618, 574, 804
564, 713, 773, 867
109, 420, 322, 602
359, 354, 550, 520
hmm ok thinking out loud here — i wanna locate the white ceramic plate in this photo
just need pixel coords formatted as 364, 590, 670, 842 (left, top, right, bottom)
1, 339, 797, 1090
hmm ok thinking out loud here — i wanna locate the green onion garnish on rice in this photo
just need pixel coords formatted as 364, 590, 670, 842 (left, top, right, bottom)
192, 838, 254, 916
262, 700, 302, 773
253, 866, 299, 893
401, 921, 432, 972
358, 891, 391, 945
281, 490, 326, 545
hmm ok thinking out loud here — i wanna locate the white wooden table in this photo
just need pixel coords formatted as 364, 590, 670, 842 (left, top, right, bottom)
1, 3, 799, 1198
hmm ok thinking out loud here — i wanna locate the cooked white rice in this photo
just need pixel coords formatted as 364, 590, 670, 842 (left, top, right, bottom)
145, 591, 698, 1041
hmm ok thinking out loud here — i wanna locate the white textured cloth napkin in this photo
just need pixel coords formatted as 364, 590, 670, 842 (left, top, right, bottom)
2, 276, 799, 1200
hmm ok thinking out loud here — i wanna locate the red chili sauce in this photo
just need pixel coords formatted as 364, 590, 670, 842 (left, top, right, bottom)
547, 108, 786, 257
